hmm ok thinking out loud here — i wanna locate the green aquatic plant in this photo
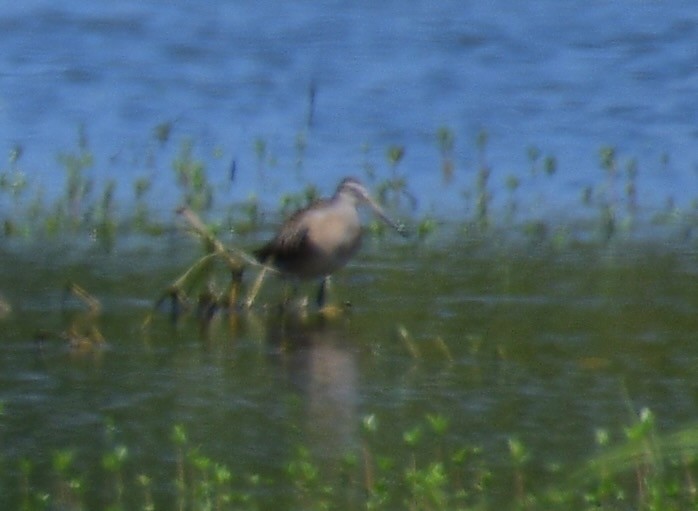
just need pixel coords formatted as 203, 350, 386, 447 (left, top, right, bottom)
0, 143, 28, 201
544, 155, 557, 176
528, 145, 557, 178
386, 144, 405, 170
51, 449, 84, 510
565, 407, 698, 510
527, 145, 541, 176
598, 146, 618, 237
102, 445, 128, 506
593, 147, 645, 239
523, 145, 557, 238
475, 164, 490, 229
171, 424, 188, 507
404, 461, 449, 511
371, 144, 417, 215
306, 81, 317, 129
8, 143, 22, 167
278, 184, 319, 218
93, 179, 117, 248
137, 474, 155, 511
436, 126, 455, 183
357, 144, 413, 222
133, 176, 152, 231
505, 174, 520, 223
426, 414, 449, 438
287, 446, 333, 511
5, 410, 698, 510
1, 122, 697, 250
508, 436, 531, 504
375, 175, 413, 214
416, 215, 437, 240
57, 124, 95, 224
254, 137, 267, 177
172, 138, 212, 212
167, 425, 259, 511
360, 143, 378, 182
473, 129, 491, 230
153, 120, 175, 146
230, 193, 260, 235
625, 158, 638, 221
295, 130, 307, 171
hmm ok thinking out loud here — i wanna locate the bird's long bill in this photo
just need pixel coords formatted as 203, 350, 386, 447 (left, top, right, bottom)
364, 195, 409, 237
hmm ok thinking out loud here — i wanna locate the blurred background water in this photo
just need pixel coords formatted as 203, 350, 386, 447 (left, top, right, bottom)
1, 0, 697, 216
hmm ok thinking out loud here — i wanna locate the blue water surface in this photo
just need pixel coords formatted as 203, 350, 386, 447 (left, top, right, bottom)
1, 0, 697, 216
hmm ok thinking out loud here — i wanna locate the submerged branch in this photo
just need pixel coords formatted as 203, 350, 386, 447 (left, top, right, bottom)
177, 206, 266, 271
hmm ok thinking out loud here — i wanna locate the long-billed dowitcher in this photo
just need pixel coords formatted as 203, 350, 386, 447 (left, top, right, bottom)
254, 177, 407, 306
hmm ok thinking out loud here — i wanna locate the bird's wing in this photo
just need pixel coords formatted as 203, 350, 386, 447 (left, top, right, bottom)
254, 223, 310, 263
254, 198, 331, 263
274, 223, 310, 255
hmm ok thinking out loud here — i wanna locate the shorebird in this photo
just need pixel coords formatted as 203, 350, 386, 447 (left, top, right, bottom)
254, 177, 407, 307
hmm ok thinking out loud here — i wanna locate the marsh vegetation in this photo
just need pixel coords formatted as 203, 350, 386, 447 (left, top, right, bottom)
1, 125, 698, 510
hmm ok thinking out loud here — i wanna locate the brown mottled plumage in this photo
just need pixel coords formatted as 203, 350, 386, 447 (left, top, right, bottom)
255, 178, 406, 303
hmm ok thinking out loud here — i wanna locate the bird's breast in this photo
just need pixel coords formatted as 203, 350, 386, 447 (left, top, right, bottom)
306, 206, 361, 258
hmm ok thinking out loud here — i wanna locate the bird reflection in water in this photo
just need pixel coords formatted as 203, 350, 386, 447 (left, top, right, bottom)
266, 315, 359, 464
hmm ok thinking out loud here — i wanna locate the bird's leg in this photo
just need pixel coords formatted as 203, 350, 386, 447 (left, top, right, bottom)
317, 276, 344, 319
280, 282, 292, 307
316, 276, 331, 308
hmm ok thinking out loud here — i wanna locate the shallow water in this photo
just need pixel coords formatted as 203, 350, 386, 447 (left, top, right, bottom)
2, 4, 698, 505
1, 233, 698, 508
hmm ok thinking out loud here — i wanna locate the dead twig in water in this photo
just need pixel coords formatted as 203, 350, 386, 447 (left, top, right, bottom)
61, 283, 105, 351
63, 282, 101, 314
176, 206, 257, 270
143, 207, 278, 328
176, 206, 277, 308
244, 264, 268, 309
